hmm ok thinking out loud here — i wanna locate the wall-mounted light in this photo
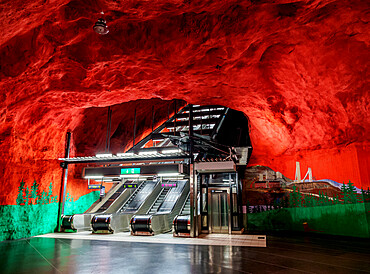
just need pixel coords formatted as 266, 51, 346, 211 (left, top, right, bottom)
93, 18, 109, 35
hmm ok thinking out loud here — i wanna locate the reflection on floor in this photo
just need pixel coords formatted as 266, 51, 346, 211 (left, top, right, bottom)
37, 231, 266, 247
1, 234, 370, 273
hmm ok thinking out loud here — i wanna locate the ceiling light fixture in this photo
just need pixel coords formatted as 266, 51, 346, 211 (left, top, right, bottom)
93, 18, 109, 35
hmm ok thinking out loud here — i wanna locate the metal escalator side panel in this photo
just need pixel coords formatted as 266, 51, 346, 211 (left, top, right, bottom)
149, 180, 190, 234
87, 181, 125, 214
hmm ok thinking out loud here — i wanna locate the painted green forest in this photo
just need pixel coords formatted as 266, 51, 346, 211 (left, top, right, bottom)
0, 180, 99, 241
247, 183, 370, 238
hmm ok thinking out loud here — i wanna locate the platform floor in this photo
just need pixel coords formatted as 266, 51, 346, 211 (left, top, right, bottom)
37, 231, 267, 247
1, 233, 370, 273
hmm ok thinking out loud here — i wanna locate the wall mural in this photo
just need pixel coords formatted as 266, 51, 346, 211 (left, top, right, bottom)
0, 180, 99, 241
244, 166, 370, 238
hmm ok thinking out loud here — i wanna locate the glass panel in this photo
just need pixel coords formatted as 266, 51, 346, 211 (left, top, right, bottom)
233, 215, 238, 228
220, 192, 228, 231
232, 193, 238, 213
211, 193, 220, 231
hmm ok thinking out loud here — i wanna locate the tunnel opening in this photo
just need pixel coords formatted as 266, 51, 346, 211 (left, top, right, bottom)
59, 100, 254, 236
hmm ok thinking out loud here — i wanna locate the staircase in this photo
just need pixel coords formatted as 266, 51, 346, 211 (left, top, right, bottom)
119, 181, 147, 213
148, 188, 170, 215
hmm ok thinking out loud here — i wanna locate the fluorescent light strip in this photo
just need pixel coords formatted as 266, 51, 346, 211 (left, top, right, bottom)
135, 178, 149, 181
96, 153, 113, 158
84, 176, 104, 179
120, 174, 141, 178
157, 173, 183, 177
162, 149, 181, 154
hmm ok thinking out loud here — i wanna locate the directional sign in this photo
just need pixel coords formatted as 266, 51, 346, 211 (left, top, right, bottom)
161, 183, 177, 188
121, 168, 141, 175
88, 185, 101, 189
123, 183, 138, 188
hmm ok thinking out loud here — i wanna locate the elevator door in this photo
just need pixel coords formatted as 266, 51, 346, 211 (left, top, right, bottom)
209, 190, 230, 233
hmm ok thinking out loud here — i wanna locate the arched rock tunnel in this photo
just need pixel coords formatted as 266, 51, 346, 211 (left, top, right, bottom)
0, 0, 369, 239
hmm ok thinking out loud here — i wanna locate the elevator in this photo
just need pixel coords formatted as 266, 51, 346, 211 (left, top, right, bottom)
209, 188, 230, 233
199, 171, 243, 234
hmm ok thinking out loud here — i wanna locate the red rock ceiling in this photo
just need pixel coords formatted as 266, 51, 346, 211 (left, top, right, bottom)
0, 0, 369, 204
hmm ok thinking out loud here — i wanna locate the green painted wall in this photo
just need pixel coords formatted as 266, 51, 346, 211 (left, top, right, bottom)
0, 190, 99, 242
245, 183, 370, 238
246, 203, 370, 238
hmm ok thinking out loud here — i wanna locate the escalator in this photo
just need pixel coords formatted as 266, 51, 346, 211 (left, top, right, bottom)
148, 188, 170, 215
130, 180, 190, 235
173, 193, 191, 236
91, 180, 162, 233
61, 181, 135, 232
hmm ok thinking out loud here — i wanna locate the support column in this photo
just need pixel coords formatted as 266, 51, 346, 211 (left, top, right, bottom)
188, 105, 197, 237
56, 132, 71, 232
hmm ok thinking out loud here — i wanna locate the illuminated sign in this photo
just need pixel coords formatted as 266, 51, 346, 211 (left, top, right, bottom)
88, 185, 101, 189
123, 183, 138, 188
161, 183, 177, 188
121, 168, 141, 175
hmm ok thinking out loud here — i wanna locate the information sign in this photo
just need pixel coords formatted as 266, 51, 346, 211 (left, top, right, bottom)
88, 185, 101, 189
121, 168, 141, 175
161, 183, 177, 187
123, 183, 138, 188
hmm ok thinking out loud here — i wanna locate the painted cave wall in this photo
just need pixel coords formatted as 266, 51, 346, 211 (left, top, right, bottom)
0, 0, 369, 240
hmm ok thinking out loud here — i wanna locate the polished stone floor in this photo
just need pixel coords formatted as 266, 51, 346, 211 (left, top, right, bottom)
1, 233, 370, 273
37, 231, 267, 247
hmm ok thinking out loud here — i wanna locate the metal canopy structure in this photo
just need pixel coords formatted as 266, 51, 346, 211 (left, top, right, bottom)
58, 151, 190, 164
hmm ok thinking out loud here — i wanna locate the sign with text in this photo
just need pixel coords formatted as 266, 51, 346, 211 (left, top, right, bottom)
123, 183, 138, 189
121, 168, 141, 175
161, 183, 177, 188
88, 185, 101, 189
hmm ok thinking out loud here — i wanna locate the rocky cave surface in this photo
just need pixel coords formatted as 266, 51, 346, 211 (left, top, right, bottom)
0, 0, 369, 204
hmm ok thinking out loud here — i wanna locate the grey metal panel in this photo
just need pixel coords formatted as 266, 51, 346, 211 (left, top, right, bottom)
149, 180, 190, 234
86, 181, 125, 213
